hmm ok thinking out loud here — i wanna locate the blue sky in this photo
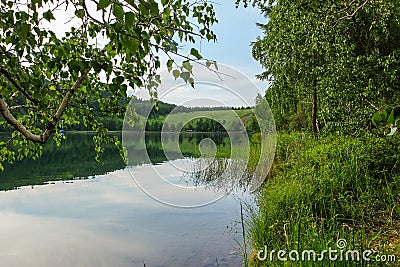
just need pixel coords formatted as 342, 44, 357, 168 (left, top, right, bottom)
161, 2, 269, 107
142, 2, 270, 107
198, 3, 266, 88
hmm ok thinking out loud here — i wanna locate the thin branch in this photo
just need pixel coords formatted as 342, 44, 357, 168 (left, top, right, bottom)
338, 0, 357, 13
82, 0, 104, 26
9, 91, 19, 101
0, 66, 39, 105
9, 105, 37, 110
332, 0, 370, 27
0, 69, 90, 144
41, 69, 90, 142
365, 99, 379, 111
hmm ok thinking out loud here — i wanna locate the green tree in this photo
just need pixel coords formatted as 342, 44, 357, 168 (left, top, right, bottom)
249, 0, 400, 135
0, 0, 218, 169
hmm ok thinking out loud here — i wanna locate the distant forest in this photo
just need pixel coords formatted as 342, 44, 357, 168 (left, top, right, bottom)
133, 98, 247, 118
145, 117, 228, 132
0, 97, 250, 132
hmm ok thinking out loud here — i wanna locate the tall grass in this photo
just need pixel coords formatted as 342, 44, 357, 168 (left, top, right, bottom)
247, 133, 400, 266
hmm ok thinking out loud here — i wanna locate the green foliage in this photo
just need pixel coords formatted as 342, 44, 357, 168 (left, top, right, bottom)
252, 0, 400, 134
248, 133, 400, 265
372, 104, 400, 136
0, 0, 218, 166
248, 116, 260, 133
190, 48, 203, 60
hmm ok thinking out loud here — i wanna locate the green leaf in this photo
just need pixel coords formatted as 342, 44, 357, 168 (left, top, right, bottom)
190, 48, 202, 59
75, 9, 85, 19
180, 71, 190, 83
129, 39, 139, 54
113, 4, 124, 20
125, 12, 136, 25
381, 109, 388, 119
387, 109, 395, 125
120, 35, 139, 55
161, 0, 169, 6
19, 23, 29, 36
148, 0, 159, 15
97, 0, 111, 10
167, 59, 173, 71
138, 2, 149, 16
43, 10, 55, 21
188, 77, 194, 88
113, 76, 124, 85
213, 61, 218, 71
172, 69, 180, 80
372, 111, 382, 127
182, 61, 192, 73
91, 61, 102, 72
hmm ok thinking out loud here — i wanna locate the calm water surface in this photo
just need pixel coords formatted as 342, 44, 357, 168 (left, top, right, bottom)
0, 133, 251, 267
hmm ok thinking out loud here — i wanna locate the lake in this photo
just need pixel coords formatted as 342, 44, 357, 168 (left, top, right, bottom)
0, 132, 254, 267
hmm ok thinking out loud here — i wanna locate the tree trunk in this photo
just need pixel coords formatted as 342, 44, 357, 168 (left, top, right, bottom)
311, 87, 318, 138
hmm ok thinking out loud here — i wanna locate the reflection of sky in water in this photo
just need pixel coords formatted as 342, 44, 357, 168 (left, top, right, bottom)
0, 160, 247, 267
128, 159, 232, 208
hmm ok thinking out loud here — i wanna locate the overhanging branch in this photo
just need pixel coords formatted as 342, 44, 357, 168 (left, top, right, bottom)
0, 69, 90, 144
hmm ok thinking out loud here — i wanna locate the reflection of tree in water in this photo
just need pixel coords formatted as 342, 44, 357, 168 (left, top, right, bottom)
0, 131, 267, 193
180, 135, 274, 194
181, 157, 254, 194
125, 132, 231, 166
0, 133, 125, 191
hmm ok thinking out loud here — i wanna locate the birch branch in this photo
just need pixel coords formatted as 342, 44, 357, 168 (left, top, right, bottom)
0, 69, 90, 143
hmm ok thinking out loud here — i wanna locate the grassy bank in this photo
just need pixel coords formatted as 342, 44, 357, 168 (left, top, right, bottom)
247, 133, 400, 266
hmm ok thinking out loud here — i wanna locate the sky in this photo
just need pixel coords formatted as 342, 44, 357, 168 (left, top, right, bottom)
197, 3, 267, 89
168, 2, 269, 107
139, 2, 270, 107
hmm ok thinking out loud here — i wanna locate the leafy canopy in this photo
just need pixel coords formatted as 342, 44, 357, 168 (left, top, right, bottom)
0, 0, 218, 169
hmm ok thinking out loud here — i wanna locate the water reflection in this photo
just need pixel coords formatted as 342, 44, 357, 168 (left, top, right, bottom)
122, 131, 263, 207
0, 132, 248, 266
181, 158, 251, 194
0, 168, 244, 266
0, 133, 125, 191
0, 132, 230, 191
